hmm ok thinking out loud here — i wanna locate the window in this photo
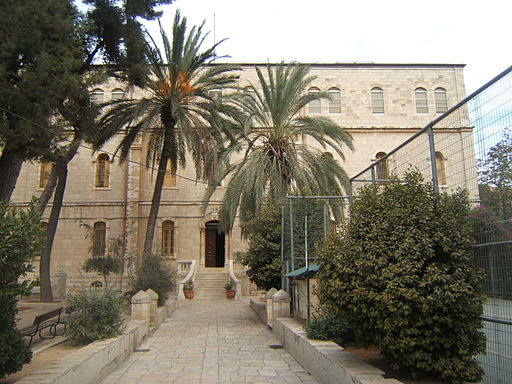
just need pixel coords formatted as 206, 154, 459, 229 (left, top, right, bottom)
375, 152, 388, 180
91, 89, 104, 104
415, 88, 428, 113
370, 88, 384, 113
164, 159, 176, 187
92, 222, 106, 256
308, 87, 321, 113
435, 151, 447, 185
95, 154, 110, 188
328, 88, 341, 113
111, 88, 124, 101
434, 88, 448, 113
39, 162, 53, 189
162, 221, 175, 256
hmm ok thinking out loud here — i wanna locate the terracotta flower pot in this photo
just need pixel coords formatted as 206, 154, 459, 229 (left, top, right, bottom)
226, 289, 236, 299
184, 290, 194, 299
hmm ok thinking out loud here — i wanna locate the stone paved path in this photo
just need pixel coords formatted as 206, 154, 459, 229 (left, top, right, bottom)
100, 298, 318, 384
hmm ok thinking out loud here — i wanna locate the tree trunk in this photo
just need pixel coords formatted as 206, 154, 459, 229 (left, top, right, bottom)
0, 148, 23, 202
142, 130, 173, 256
40, 163, 68, 302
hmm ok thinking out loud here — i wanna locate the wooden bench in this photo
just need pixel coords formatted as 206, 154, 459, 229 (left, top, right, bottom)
20, 307, 65, 346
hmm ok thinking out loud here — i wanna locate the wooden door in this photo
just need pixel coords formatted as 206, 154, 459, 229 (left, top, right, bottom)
205, 226, 217, 267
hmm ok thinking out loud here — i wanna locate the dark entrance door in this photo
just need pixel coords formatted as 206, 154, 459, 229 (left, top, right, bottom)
205, 221, 225, 267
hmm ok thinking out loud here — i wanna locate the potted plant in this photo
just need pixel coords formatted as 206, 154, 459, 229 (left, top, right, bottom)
183, 279, 194, 299
225, 280, 236, 299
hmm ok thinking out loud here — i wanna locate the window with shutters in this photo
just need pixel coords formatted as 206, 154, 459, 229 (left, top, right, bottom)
91, 89, 104, 103
371, 88, 384, 113
434, 88, 448, 113
162, 221, 175, 256
308, 87, 321, 113
328, 88, 341, 113
415, 88, 428, 113
375, 152, 389, 180
111, 88, 124, 101
92, 222, 106, 256
95, 154, 110, 188
164, 159, 177, 187
436, 151, 447, 185
39, 162, 53, 189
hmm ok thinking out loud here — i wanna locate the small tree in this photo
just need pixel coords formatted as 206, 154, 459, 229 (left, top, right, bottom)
83, 233, 125, 287
130, 254, 174, 306
316, 171, 485, 383
0, 201, 44, 378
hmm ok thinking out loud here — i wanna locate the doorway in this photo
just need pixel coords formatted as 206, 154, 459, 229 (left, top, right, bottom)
205, 221, 225, 267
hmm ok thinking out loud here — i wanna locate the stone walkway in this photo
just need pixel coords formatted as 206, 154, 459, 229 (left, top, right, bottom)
100, 299, 318, 384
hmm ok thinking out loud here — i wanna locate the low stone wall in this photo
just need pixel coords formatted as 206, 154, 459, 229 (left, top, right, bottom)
273, 317, 405, 384
249, 298, 267, 324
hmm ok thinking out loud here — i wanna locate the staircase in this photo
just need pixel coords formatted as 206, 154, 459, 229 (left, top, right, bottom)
194, 269, 228, 300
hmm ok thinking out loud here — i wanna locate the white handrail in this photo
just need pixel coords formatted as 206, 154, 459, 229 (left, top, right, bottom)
177, 260, 197, 300
228, 260, 242, 300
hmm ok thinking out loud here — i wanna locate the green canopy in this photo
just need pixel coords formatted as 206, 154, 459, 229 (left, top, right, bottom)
284, 263, 319, 278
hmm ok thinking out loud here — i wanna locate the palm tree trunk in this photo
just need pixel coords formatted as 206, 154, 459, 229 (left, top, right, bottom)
142, 129, 173, 256
40, 162, 68, 302
0, 147, 23, 202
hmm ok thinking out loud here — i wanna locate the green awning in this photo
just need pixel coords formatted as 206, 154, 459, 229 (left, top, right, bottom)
284, 263, 319, 278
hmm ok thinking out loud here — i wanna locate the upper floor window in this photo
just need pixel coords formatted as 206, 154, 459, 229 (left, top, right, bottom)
308, 87, 321, 113
95, 154, 110, 188
39, 161, 53, 189
91, 89, 104, 104
415, 88, 428, 113
111, 88, 125, 101
435, 151, 447, 185
164, 159, 176, 187
434, 88, 448, 113
162, 220, 175, 256
375, 151, 389, 180
92, 221, 106, 256
328, 88, 341, 113
370, 88, 384, 114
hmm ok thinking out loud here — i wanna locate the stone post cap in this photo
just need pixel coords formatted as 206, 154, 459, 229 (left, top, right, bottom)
131, 290, 151, 303
265, 287, 278, 299
145, 288, 159, 300
272, 289, 291, 302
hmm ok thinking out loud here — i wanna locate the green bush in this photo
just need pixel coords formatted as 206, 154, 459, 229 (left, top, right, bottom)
129, 254, 173, 306
315, 171, 485, 383
65, 288, 126, 345
84, 256, 122, 287
0, 201, 44, 378
304, 311, 355, 347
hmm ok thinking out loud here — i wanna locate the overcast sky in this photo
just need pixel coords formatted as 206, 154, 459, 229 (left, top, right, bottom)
146, 0, 511, 94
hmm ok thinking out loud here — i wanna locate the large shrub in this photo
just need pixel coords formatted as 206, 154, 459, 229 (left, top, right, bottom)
65, 288, 126, 345
0, 201, 44, 378
129, 254, 173, 306
316, 171, 485, 383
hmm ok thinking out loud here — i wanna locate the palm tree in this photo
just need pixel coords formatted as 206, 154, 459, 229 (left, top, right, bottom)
204, 63, 354, 231
97, 11, 240, 255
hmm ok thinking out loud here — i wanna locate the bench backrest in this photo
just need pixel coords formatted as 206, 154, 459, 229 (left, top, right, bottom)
33, 307, 63, 326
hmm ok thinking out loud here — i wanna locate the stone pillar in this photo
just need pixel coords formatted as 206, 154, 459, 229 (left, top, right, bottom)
265, 287, 278, 326
52, 271, 67, 300
145, 288, 159, 323
131, 290, 151, 321
272, 289, 291, 325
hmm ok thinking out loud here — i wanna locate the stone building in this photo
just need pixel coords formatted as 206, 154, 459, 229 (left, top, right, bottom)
11, 63, 468, 295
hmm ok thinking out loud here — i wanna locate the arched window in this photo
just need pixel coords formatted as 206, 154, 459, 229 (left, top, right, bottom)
39, 161, 53, 189
91, 89, 104, 104
370, 88, 384, 113
92, 221, 106, 256
415, 88, 428, 113
436, 151, 447, 185
162, 221, 175, 256
111, 88, 125, 101
328, 88, 341, 113
375, 152, 388, 180
308, 87, 321, 113
95, 154, 110, 188
164, 159, 176, 187
434, 88, 448, 113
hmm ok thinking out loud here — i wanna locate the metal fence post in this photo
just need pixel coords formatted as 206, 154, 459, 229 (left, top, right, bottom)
426, 124, 439, 194
281, 205, 286, 291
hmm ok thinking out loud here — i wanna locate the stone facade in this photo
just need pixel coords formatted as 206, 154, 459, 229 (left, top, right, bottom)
10, 63, 468, 292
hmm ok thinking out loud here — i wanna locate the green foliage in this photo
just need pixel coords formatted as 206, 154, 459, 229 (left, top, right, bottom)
130, 254, 174, 306
316, 171, 485, 383
304, 310, 355, 347
0, 201, 44, 378
236, 203, 282, 291
183, 279, 194, 291
224, 280, 233, 290
84, 256, 122, 287
65, 288, 126, 345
